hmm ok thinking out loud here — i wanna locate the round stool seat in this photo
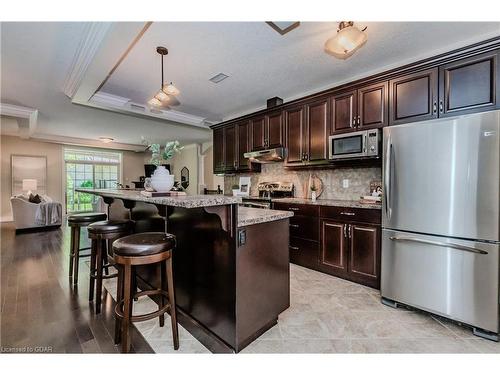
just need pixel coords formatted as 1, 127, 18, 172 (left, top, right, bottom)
68, 212, 107, 225
88, 220, 133, 235
113, 232, 175, 257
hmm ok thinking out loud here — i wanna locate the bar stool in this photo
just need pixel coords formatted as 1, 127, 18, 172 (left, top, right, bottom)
113, 232, 179, 353
87, 220, 134, 314
68, 212, 107, 285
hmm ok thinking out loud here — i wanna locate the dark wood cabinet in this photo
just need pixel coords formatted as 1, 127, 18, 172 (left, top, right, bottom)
331, 90, 357, 134
266, 111, 283, 148
213, 127, 225, 174
320, 220, 348, 278
389, 68, 438, 125
331, 82, 388, 134
250, 116, 266, 151
284, 106, 305, 165
224, 124, 237, 173
358, 81, 388, 129
439, 50, 499, 117
306, 98, 329, 163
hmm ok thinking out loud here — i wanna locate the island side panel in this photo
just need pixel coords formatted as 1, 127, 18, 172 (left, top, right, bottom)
235, 218, 290, 352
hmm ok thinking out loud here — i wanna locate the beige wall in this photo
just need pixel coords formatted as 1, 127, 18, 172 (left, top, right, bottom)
170, 144, 199, 195
202, 144, 224, 192
1, 135, 146, 221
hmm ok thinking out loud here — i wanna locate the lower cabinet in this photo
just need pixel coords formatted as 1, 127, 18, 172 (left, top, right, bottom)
320, 218, 381, 289
289, 237, 319, 270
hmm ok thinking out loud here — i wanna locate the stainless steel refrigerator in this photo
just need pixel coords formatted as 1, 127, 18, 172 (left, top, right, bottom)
381, 110, 500, 340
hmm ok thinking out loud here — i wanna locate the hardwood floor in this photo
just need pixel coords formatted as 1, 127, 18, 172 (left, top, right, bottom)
0, 222, 153, 354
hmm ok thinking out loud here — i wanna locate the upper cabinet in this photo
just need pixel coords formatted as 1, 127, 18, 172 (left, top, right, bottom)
389, 68, 438, 125
223, 123, 237, 173
284, 98, 329, 167
213, 127, 225, 174
439, 50, 499, 117
331, 82, 388, 134
250, 111, 283, 151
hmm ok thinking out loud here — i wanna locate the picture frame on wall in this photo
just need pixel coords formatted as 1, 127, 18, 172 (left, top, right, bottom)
11, 155, 47, 196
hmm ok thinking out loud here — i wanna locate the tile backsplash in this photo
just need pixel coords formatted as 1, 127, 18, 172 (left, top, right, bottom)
224, 164, 382, 201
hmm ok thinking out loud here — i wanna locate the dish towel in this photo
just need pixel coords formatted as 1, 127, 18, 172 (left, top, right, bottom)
35, 202, 62, 225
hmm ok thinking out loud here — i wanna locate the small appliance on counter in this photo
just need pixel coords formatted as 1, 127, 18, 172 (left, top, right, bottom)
240, 181, 294, 209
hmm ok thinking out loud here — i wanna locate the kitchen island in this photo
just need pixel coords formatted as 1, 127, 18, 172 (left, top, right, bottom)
77, 189, 293, 353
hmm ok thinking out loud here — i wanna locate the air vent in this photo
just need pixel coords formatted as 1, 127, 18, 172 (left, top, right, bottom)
209, 73, 229, 84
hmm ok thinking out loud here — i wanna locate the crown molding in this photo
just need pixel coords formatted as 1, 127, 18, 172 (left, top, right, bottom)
0, 103, 38, 139
91, 91, 131, 107
62, 22, 112, 99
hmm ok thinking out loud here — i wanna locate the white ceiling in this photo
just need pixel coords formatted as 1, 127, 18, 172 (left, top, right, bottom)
1, 22, 500, 148
103, 22, 500, 121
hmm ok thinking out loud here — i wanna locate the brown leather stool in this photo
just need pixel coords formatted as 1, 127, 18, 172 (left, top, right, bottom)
88, 220, 134, 314
68, 212, 107, 285
113, 232, 179, 353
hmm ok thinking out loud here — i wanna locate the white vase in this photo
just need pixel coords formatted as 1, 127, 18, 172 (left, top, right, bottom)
311, 191, 317, 202
150, 166, 175, 192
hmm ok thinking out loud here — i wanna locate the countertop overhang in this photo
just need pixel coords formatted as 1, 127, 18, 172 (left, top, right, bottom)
238, 206, 293, 227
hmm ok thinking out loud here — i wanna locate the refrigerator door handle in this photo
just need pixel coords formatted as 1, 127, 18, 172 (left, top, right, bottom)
384, 134, 392, 220
389, 236, 489, 255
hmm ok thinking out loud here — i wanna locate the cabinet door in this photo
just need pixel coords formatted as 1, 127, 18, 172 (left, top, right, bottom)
237, 121, 250, 170
213, 127, 225, 173
331, 90, 357, 134
439, 50, 499, 117
284, 106, 305, 166
224, 124, 237, 172
348, 223, 380, 288
320, 219, 348, 278
266, 111, 283, 148
250, 116, 266, 151
358, 81, 388, 129
389, 68, 438, 125
306, 98, 329, 163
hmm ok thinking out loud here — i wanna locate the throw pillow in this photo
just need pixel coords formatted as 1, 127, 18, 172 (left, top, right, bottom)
29, 193, 42, 204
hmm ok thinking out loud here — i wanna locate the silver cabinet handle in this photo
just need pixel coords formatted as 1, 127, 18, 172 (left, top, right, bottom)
340, 212, 355, 216
289, 246, 300, 250
289, 224, 299, 228
289, 207, 300, 211
389, 236, 488, 255
439, 100, 444, 113
343, 224, 347, 238
348, 224, 352, 239
433, 101, 437, 113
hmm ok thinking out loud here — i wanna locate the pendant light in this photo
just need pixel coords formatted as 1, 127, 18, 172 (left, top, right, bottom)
148, 46, 179, 107
324, 22, 367, 60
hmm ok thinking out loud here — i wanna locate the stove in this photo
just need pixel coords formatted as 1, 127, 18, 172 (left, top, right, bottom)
240, 181, 294, 209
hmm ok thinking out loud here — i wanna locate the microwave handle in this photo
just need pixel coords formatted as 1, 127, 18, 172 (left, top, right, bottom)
363, 133, 367, 153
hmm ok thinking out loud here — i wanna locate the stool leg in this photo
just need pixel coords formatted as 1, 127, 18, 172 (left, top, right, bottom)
89, 238, 97, 301
104, 239, 112, 276
166, 257, 179, 350
95, 238, 104, 314
114, 264, 123, 345
121, 264, 132, 353
73, 226, 81, 285
159, 262, 165, 327
69, 226, 75, 281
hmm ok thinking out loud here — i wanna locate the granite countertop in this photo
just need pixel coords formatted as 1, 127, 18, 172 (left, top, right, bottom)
272, 197, 382, 210
238, 206, 293, 227
76, 189, 241, 208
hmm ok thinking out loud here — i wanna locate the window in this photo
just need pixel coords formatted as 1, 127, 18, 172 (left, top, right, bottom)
64, 148, 122, 213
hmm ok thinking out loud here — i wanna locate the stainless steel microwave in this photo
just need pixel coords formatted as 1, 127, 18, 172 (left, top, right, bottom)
328, 129, 381, 160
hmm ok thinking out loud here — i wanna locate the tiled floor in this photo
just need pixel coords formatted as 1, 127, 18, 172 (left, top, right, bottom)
104, 264, 500, 354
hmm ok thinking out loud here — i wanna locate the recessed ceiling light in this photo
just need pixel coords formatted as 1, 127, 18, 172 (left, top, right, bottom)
99, 137, 114, 143
209, 73, 229, 84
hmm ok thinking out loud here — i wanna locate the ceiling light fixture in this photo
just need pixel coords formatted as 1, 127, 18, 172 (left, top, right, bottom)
148, 46, 179, 107
324, 21, 367, 60
99, 137, 114, 143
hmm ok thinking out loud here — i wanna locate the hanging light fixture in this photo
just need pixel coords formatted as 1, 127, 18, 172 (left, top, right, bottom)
324, 21, 367, 60
148, 46, 179, 107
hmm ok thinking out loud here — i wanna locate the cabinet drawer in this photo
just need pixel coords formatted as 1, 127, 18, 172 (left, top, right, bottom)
290, 216, 319, 241
289, 237, 319, 270
320, 206, 381, 224
273, 202, 320, 217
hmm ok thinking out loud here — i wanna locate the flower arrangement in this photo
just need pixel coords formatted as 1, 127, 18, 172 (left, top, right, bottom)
142, 137, 184, 166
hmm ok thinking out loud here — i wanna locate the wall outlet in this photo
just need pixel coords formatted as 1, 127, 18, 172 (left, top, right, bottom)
342, 179, 349, 188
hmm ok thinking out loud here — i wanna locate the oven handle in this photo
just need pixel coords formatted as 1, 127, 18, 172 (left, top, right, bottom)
389, 236, 488, 255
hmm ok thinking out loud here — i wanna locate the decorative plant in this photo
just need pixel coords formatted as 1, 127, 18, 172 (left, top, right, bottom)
310, 181, 317, 192
142, 137, 184, 166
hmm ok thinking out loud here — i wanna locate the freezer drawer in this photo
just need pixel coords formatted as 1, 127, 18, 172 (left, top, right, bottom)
381, 229, 500, 333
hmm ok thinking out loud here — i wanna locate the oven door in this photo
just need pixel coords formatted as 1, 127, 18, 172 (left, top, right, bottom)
329, 130, 367, 160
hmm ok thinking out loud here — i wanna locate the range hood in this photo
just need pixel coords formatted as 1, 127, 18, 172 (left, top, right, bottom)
244, 147, 285, 163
